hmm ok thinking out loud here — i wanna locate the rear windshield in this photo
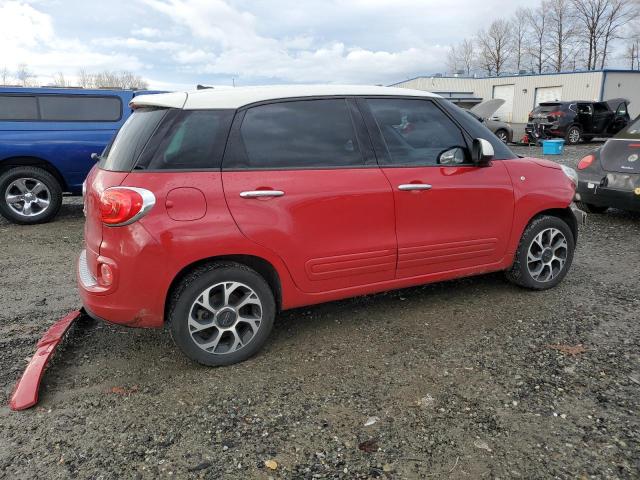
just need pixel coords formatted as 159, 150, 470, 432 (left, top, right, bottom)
532, 103, 563, 114
600, 139, 640, 174
99, 108, 167, 171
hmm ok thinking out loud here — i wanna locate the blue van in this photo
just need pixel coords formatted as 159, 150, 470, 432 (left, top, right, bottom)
0, 87, 160, 224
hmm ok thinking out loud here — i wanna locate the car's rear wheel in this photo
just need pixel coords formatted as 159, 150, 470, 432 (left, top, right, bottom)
505, 215, 575, 290
577, 202, 608, 214
0, 166, 63, 224
565, 126, 582, 145
168, 262, 276, 366
495, 129, 509, 144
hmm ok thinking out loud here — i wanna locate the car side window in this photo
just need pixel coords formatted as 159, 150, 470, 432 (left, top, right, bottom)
367, 98, 466, 166
38, 96, 122, 121
140, 109, 234, 170
615, 103, 628, 117
0, 95, 38, 120
237, 99, 363, 169
593, 103, 608, 114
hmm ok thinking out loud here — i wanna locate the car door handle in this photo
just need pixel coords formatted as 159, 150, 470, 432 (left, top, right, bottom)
239, 190, 285, 198
398, 184, 432, 191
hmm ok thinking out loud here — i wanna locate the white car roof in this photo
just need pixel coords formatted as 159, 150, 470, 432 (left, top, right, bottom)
130, 85, 439, 110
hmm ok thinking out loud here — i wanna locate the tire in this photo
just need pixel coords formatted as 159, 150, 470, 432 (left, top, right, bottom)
505, 215, 575, 290
565, 125, 582, 145
495, 129, 509, 144
168, 262, 276, 366
0, 166, 63, 224
577, 201, 608, 214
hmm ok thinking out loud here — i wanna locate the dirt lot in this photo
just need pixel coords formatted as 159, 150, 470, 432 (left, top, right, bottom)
1, 143, 638, 479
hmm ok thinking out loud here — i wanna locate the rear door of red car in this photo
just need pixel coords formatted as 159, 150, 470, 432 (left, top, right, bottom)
358, 97, 514, 279
222, 98, 397, 294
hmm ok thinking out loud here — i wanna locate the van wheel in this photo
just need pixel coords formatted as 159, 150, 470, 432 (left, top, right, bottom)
168, 263, 276, 366
565, 126, 582, 145
0, 166, 63, 224
505, 215, 575, 290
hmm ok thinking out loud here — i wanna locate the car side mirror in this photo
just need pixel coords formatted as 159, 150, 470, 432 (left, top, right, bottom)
471, 138, 494, 166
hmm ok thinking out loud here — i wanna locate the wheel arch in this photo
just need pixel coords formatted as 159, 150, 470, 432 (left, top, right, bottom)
528, 207, 578, 243
0, 156, 68, 191
165, 254, 283, 322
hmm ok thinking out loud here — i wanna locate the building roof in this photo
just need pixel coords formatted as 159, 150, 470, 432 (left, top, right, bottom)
390, 69, 640, 86
130, 84, 439, 110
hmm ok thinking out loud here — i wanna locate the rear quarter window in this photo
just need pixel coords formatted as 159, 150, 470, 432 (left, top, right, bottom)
99, 108, 168, 172
137, 109, 234, 170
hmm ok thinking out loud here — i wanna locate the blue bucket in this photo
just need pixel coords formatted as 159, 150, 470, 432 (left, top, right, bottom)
542, 139, 565, 155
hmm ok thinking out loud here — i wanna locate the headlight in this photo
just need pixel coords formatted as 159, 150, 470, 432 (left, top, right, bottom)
560, 165, 578, 187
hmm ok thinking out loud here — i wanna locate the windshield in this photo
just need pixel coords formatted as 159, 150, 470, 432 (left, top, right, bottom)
99, 108, 167, 171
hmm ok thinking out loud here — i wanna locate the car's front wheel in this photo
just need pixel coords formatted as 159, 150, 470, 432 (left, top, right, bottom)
505, 215, 575, 290
495, 129, 509, 144
0, 166, 63, 224
168, 263, 276, 366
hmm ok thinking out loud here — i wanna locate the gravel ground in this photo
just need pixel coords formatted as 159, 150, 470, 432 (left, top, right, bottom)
1, 143, 638, 479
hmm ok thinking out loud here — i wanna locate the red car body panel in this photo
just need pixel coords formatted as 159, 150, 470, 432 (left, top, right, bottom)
380, 162, 514, 278
9, 310, 82, 411
222, 169, 397, 293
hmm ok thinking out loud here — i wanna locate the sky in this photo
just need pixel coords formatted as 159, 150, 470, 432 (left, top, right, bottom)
2, 0, 544, 90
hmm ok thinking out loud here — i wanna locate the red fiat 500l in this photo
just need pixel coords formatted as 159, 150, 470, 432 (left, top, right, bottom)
79, 85, 585, 366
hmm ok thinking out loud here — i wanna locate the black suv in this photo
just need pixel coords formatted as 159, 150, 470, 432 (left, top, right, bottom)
526, 98, 630, 145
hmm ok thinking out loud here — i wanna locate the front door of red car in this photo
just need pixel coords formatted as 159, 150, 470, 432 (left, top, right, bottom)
222, 98, 397, 294
361, 97, 514, 279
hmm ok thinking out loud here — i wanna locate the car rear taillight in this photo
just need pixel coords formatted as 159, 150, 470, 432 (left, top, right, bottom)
99, 187, 156, 226
577, 154, 595, 170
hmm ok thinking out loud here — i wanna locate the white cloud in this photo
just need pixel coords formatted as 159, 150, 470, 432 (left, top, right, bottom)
132, 27, 162, 38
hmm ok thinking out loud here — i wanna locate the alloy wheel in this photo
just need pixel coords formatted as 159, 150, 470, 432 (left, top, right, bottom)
188, 281, 263, 354
568, 128, 580, 144
4, 177, 52, 218
526, 228, 568, 282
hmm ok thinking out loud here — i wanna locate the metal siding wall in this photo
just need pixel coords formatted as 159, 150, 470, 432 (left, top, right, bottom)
602, 73, 640, 118
395, 72, 604, 123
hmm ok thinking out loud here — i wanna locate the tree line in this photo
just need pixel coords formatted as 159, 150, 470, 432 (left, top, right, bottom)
0, 64, 149, 90
447, 0, 639, 76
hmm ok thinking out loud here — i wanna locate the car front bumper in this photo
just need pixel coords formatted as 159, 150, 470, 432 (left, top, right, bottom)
570, 202, 587, 226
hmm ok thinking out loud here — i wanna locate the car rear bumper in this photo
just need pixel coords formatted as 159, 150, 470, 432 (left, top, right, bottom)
575, 180, 640, 212
77, 248, 165, 328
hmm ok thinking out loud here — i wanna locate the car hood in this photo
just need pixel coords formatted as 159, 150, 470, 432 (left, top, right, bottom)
470, 98, 505, 120
529, 157, 562, 170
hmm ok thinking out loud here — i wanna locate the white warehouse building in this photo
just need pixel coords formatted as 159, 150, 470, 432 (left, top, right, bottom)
392, 69, 640, 124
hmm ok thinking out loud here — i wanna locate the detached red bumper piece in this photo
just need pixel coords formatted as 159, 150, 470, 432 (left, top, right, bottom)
9, 310, 82, 411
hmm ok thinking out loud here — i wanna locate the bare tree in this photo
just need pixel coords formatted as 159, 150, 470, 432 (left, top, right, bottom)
511, 8, 530, 72
77, 69, 94, 88
447, 39, 475, 75
599, 0, 637, 68
16, 63, 33, 87
525, 6, 549, 73
446, 45, 459, 74
52, 72, 69, 87
0, 66, 9, 86
75, 69, 148, 89
547, 0, 577, 72
458, 38, 476, 75
476, 19, 513, 75
572, 0, 609, 70
627, 38, 640, 69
